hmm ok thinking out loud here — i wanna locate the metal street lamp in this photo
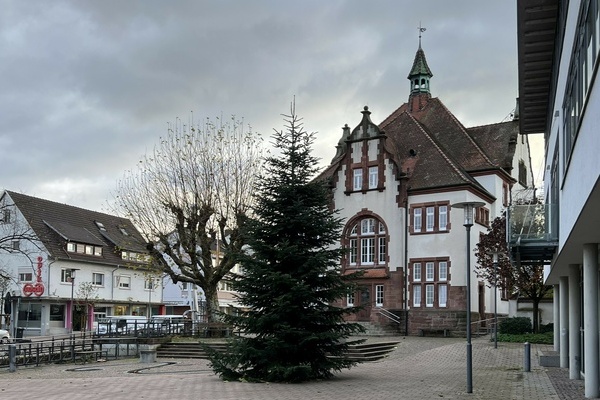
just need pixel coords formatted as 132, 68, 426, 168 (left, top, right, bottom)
491, 252, 499, 349
68, 268, 80, 334
452, 201, 485, 394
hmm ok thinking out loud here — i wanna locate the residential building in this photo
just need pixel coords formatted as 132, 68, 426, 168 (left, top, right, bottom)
513, 0, 600, 397
320, 42, 534, 335
0, 190, 160, 337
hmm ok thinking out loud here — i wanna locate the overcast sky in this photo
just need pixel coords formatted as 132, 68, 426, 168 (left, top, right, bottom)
0, 0, 542, 213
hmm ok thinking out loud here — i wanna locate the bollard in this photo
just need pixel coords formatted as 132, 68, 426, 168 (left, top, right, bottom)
9, 344, 16, 372
524, 342, 531, 372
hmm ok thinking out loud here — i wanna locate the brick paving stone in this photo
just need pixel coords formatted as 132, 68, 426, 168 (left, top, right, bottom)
0, 336, 586, 400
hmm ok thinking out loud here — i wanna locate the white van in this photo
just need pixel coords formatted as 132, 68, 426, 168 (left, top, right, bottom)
96, 315, 148, 336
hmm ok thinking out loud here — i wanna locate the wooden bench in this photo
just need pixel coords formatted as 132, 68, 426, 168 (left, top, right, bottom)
418, 328, 450, 337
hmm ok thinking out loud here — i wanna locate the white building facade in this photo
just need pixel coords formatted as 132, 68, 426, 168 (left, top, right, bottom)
0, 190, 157, 337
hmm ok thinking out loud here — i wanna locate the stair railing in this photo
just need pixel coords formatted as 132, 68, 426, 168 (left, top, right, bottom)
377, 307, 402, 325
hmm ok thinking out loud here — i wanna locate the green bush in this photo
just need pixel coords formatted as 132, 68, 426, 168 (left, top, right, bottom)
539, 323, 553, 333
497, 332, 553, 344
499, 317, 532, 334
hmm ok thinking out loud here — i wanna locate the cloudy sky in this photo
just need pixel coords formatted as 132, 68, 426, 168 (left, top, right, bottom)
0, 0, 542, 213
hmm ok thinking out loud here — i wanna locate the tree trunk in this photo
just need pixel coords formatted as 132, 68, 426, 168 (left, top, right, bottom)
204, 287, 220, 323
532, 299, 540, 333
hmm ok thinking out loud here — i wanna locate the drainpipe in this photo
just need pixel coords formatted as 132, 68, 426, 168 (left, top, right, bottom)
404, 199, 409, 336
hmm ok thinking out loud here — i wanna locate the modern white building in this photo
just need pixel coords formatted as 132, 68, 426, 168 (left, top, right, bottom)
319, 42, 535, 335
0, 190, 158, 337
513, 0, 600, 397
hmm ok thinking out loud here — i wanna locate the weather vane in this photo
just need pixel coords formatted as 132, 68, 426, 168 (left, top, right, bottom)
418, 22, 426, 48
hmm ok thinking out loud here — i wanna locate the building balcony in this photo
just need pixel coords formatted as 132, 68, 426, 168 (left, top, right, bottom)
507, 204, 558, 264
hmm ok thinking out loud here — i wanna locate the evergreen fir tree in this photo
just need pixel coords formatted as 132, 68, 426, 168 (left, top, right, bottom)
208, 101, 364, 383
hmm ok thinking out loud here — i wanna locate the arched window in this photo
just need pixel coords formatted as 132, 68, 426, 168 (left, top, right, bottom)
345, 217, 387, 267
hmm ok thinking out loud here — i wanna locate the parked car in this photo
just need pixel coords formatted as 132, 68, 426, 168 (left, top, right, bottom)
0, 329, 10, 343
95, 316, 148, 336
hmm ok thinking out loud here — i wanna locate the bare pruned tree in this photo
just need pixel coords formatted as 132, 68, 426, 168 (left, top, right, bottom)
113, 115, 263, 322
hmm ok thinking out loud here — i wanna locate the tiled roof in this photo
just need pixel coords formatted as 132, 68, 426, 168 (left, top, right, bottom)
322, 96, 518, 198
4, 190, 148, 266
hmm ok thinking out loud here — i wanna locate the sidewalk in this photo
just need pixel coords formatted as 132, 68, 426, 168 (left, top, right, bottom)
0, 335, 588, 400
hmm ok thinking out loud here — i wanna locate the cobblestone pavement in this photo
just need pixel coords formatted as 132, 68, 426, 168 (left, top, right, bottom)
0, 336, 588, 400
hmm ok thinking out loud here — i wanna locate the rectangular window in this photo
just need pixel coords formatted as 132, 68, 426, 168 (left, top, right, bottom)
368, 166, 378, 189
349, 239, 357, 264
439, 284, 448, 307
413, 285, 421, 307
49, 304, 65, 322
439, 206, 448, 231
353, 169, 363, 191
61, 269, 75, 283
67, 242, 76, 252
361, 238, 375, 264
426, 207, 435, 232
92, 273, 105, 287
12, 240, 20, 250
85, 245, 94, 255
413, 263, 421, 281
375, 285, 384, 307
181, 282, 189, 290
426, 262, 435, 281
18, 270, 33, 282
2, 209, 11, 223
378, 237, 386, 264
76, 243, 85, 254
439, 262, 448, 281
413, 208, 422, 232
347, 292, 355, 307
361, 218, 375, 234
118, 275, 131, 289
426, 285, 434, 307
145, 279, 155, 290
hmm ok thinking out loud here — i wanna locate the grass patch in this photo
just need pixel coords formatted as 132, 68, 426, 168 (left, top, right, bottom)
496, 332, 553, 344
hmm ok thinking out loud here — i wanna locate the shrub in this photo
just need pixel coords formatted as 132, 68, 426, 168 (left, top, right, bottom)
499, 317, 532, 334
497, 332, 553, 344
539, 323, 553, 333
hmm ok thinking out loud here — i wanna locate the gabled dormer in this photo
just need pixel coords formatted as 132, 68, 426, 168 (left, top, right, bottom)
343, 106, 386, 194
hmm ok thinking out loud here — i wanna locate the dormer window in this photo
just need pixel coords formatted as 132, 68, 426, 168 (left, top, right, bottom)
119, 227, 129, 236
95, 221, 106, 231
66, 241, 102, 256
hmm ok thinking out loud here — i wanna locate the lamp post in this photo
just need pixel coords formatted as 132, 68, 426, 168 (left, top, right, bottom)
452, 201, 485, 394
68, 268, 79, 334
492, 252, 499, 349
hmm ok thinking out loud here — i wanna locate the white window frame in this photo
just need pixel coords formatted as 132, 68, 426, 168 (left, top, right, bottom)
439, 205, 448, 231
378, 237, 386, 264
439, 262, 448, 282
425, 284, 434, 307
368, 166, 378, 189
426, 262, 435, 281
361, 218, 375, 235
413, 263, 422, 282
92, 272, 105, 287
375, 285, 384, 307
353, 169, 363, 191
18, 269, 33, 282
117, 275, 131, 289
347, 292, 355, 307
61, 269, 75, 284
413, 208, 422, 231
361, 237, 375, 264
439, 284, 448, 307
349, 238, 358, 265
413, 284, 421, 307
426, 206, 435, 232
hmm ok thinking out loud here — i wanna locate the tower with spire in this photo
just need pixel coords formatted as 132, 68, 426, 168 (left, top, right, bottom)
408, 25, 433, 112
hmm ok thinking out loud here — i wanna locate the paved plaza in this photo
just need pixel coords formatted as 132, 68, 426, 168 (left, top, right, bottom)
0, 336, 588, 400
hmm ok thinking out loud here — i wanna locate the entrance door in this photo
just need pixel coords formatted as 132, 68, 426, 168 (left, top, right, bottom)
478, 283, 485, 321
356, 286, 372, 321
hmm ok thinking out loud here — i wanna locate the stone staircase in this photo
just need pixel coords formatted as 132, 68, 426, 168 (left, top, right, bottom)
156, 340, 398, 362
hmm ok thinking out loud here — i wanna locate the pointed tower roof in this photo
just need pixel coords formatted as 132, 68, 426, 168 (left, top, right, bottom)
408, 46, 433, 79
